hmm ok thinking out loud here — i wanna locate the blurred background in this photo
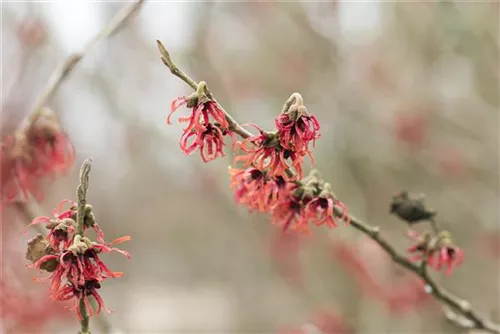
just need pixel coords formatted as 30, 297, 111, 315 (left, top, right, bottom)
1, 1, 499, 333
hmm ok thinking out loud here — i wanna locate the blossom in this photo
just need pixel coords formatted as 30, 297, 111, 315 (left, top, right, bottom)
1, 109, 75, 208
25, 199, 104, 249
270, 184, 308, 233
235, 124, 308, 181
303, 186, 350, 228
167, 93, 236, 162
406, 230, 464, 276
167, 95, 228, 133
2, 214, 70, 332
181, 122, 236, 162
229, 167, 286, 212
26, 202, 130, 320
275, 107, 320, 153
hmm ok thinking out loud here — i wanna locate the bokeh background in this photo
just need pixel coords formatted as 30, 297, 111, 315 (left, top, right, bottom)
1, 1, 499, 333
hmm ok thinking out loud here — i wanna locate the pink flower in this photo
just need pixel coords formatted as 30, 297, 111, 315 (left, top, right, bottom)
181, 122, 236, 162
406, 230, 464, 276
270, 184, 308, 233
303, 191, 350, 228
275, 109, 320, 153
1, 111, 75, 208
167, 96, 228, 133
27, 202, 130, 320
229, 167, 286, 212
167, 95, 236, 162
235, 124, 309, 181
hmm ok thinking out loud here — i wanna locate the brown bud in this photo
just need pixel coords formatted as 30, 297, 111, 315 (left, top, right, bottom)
26, 235, 58, 272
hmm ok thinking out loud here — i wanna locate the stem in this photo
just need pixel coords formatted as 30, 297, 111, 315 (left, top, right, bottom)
79, 299, 91, 334
429, 217, 439, 235
157, 42, 500, 334
76, 158, 92, 237
75, 158, 92, 333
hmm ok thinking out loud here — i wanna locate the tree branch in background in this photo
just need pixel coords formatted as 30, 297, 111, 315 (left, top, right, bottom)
157, 40, 500, 334
18, 0, 146, 131
9, 2, 145, 332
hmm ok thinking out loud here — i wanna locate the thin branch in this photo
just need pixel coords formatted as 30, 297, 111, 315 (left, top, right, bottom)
76, 158, 92, 237
75, 157, 92, 334
157, 42, 500, 334
18, 0, 145, 131
156, 40, 253, 139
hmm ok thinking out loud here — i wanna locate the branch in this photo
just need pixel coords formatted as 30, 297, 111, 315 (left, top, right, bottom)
74, 157, 93, 334
18, 0, 145, 131
76, 158, 92, 237
157, 42, 500, 334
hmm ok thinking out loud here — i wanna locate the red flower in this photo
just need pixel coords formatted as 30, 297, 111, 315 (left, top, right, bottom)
275, 108, 320, 153
167, 95, 235, 162
1, 110, 75, 208
406, 230, 464, 276
27, 201, 130, 320
25, 199, 104, 249
304, 186, 350, 228
235, 124, 308, 181
181, 122, 236, 162
270, 184, 308, 233
167, 96, 228, 133
229, 167, 286, 212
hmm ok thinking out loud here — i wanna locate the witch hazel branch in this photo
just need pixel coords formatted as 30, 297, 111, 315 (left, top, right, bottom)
25, 158, 131, 334
157, 40, 500, 334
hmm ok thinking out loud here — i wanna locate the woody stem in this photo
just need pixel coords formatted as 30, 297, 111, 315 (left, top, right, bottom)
157, 42, 500, 334
75, 158, 93, 333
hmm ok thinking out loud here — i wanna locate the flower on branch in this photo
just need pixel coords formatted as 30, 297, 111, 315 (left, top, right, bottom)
275, 103, 320, 153
1, 108, 75, 208
181, 122, 236, 163
304, 183, 350, 228
26, 201, 130, 320
270, 171, 350, 234
167, 82, 236, 162
235, 124, 309, 181
406, 230, 464, 276
229, 167, 286, 212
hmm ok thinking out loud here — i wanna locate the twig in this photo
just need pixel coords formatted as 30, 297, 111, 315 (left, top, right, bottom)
157, 41, 500, 334
75, 158, 93, 334
74, 159, 92, 330
157, 40, 253, 139
18, 0, 145, 131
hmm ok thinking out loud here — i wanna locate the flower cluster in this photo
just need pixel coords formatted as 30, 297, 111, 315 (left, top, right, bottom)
26, 200, 130, 319
235, 96, 319, 181
1, 108, 75, 209
406, 230, 464, 276
230, 168, 349, 234
167, 82, 236, 162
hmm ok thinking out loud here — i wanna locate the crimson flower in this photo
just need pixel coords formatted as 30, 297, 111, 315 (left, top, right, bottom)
25, 199, 104, 249
1, 109, 75, 208
167, 93, 235, 162
235, 124, 309, 181
167, 95, 228, 133
181, 122, 236, 162
27, 201, 130, 320
270, 184, 308, 233
229, 167, 286, 212
304, 185, 350, 228
275, 107, 320, 153
406, 230, 464, 276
